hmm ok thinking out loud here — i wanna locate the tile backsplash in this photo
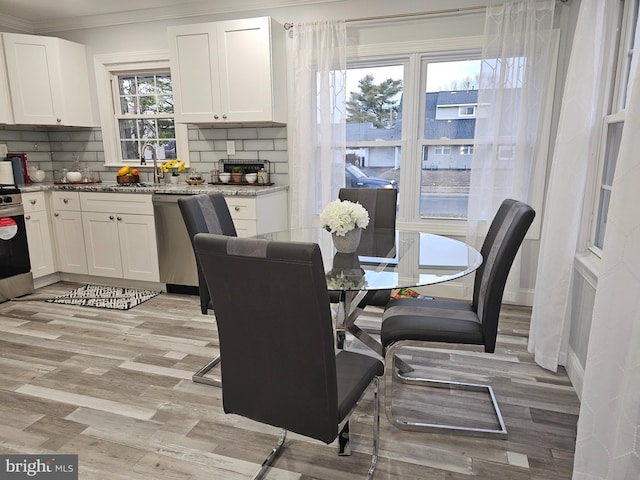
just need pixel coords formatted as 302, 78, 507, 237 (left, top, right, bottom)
0, 124, 289, 185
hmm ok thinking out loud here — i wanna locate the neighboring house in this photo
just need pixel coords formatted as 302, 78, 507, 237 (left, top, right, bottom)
347, 89, 478, 170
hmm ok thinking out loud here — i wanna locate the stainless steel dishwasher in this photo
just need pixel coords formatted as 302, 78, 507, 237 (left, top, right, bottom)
152, 194, 199, 289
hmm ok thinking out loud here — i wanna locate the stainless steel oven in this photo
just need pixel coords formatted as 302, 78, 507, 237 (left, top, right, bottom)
0, 187, 34, 302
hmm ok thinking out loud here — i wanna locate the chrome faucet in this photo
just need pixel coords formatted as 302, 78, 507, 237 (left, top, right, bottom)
141, 143, 160, 184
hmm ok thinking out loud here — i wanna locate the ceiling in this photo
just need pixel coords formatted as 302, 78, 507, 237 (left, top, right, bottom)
0, 0, 331, 34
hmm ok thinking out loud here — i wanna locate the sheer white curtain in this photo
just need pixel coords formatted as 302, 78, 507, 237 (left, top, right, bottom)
528, 0, 611, 372
572, 28, 640, 480
467, 0, 556, 303
290, 21, 347, 229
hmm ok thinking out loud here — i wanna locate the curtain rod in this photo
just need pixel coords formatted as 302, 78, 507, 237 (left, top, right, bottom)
283, 0, 569, 31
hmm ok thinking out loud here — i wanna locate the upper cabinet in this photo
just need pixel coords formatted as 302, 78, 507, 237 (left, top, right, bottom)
0, 37, 13, 124
168, 17, 287, 124
1, 33, 96, 126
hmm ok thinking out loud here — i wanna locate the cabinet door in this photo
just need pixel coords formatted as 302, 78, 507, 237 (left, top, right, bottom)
2, 33, 63, 125
1, 33, 94, 126
82, 212, 123, 278
117, 214, 160, 282
52, 210, 87, 274
0, 37, 14, 124
168, 24, 220, 123
217, 17, 273, 122
25, 210, 56, 278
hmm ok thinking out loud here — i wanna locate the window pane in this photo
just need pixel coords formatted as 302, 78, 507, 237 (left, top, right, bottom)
594, 121, 623, 248
119, 96, 137, 115
346, 65, 403, 194
345, 149, 399, 189
420, 59, 480, 219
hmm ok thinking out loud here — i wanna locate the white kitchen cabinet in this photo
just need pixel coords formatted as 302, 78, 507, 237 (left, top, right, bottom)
1, 33, 95, 126
0, 36, 13, 124
23, 192, 55, 278
80, 193, 160, 282
168, 16, 287, 124
225, 190, 288, 237
51, 191, 88, 274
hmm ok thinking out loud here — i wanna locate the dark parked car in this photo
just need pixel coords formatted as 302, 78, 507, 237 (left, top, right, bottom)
345, 163, 398, 189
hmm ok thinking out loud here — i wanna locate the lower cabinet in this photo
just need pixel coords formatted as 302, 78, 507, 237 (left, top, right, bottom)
80, 193, 159, 282
23, 192, 56, 278
225, 190, 288, 237
51, 191, 88, 274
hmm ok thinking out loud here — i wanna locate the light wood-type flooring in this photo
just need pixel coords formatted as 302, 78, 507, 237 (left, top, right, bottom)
0, 282, 579, 479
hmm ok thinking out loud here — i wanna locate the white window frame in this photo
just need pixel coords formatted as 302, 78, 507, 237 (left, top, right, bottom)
587, 0, 639, 257
94, 50, 189, 168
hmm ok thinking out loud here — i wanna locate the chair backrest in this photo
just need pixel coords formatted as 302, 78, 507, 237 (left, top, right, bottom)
193, 234, 340, 444
177, 194, 237, 313
472, 199, 535, 352
339, 188, 397, 257
339, 188, 397, 230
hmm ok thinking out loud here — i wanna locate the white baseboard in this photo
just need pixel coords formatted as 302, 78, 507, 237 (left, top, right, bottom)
566, 346, 584, 401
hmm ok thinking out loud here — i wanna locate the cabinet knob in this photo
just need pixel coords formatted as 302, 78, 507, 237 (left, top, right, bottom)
222, 114, 228, 119
30, 199, 36, 205
56, 118, 62, 123
214, 114, 219, 120
63, 199, 69, 204
25, 215, 30, 220
54, 213, 59, 217
234, 206, 240, 211
109, 215, 114, 220
117, 216, 122, 221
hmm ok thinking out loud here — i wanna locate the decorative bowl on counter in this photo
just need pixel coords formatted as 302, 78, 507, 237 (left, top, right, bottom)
245, 173, 258, 183
185, 178, 205, 185
219, 172, 231, 183
117, 174, 140, 184
66, 171, 83, 182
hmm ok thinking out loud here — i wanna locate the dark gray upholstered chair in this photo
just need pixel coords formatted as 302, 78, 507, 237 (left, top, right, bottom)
332, 188, 398, 309
177, 193, 237, 387
381, 199, 535, 437
194, 234, 384, 480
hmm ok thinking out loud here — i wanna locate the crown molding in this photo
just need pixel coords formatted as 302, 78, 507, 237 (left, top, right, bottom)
13, 0, 341, 34
0, 13, 36, 33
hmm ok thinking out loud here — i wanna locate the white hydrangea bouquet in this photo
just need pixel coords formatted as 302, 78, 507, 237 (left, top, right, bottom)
320, 199, 370, 236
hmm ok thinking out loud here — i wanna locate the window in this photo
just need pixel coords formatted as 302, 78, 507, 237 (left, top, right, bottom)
590, 0, 639, 252
114, 72, 177, 163
94, 52, 188, 168
435, 146, 451, 155
458, 105, 476, 117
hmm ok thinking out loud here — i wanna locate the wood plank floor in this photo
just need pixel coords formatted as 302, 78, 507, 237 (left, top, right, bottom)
0, 282, 579, 479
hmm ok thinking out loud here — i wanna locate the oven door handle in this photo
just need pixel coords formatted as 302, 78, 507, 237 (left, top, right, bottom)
0, 204, 25, 217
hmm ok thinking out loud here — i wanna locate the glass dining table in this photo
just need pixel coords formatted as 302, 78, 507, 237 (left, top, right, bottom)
256, 227, 483, 365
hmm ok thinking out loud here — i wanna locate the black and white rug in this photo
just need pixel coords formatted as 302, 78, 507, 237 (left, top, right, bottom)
46, 284, 161, 311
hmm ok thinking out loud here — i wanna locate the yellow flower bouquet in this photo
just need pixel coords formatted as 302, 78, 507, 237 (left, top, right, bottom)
160, 159, 186, 176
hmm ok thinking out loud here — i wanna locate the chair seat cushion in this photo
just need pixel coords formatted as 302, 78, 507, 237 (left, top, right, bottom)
336, 351, 383, 422
381, 297, 483, 348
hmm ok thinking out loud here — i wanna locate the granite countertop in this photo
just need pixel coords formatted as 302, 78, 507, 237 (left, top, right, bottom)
21, 182, 288, 197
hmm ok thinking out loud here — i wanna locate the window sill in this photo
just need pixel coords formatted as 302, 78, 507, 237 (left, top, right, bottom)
574, 251, 600, 289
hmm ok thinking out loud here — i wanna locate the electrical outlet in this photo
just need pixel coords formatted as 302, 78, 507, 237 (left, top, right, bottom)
0, 144, 8, 158
226, 141, 236, 155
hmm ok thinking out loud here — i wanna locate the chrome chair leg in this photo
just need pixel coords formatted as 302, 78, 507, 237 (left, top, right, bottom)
385, 341, 507, 438
367, 376, 380, 480
191, 354, 221, 387
251, 429, 287, 480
